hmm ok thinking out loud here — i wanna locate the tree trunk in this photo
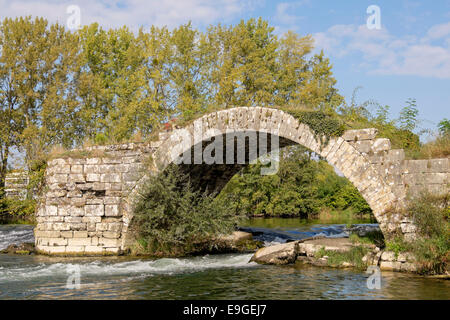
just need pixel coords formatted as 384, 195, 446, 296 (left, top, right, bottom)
0, 146, 9, 191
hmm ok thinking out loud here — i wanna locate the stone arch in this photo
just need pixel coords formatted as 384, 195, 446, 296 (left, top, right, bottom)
122, 107, 403, 248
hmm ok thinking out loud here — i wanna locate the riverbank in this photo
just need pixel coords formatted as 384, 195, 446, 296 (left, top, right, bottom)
249, 236, 427, 274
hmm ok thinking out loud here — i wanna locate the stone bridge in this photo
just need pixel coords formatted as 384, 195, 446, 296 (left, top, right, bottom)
34, 107, 449, 255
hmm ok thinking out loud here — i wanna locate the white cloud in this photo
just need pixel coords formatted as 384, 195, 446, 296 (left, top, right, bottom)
426, 22, 450, 40
0, 0, 261, 30
314, 23, 450, 79
272, 1, 310, 35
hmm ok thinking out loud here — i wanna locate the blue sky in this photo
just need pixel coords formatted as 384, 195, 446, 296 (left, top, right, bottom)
1, 0, 449, 138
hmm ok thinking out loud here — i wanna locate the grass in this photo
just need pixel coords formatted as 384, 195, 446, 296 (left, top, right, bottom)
315, 245, 370, 270
416, 134, 450, 159
349, 230, 385, 248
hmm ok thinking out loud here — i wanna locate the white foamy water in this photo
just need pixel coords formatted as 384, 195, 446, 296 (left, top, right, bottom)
0, 253, 257, 283
0, 225, 35, 250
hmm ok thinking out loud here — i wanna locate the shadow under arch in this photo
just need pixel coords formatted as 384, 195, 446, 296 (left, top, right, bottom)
122, 107, 401, 250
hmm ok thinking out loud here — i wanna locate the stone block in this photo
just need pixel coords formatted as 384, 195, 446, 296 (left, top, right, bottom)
107, 223, 122, 232
86, 173, 100, 182
82, 216, 102, 223
84, 165, 99, 174
425, 172, 447, 185
35, 230, 62, 238
64, 217, 83, 223
61, 231, 73, 238
104, 247, 120, 254
65, 246, 85, 253
102, 158, 123, 164
403, 160, 428, 173
85, 204, 104, 216
342, 128, 378, 141
96, 223, 109, 232
68, 174, 85, 183
85, 246, 103, 253
99, 238, 120, 247
351, 140, 373, 153
73, 231, 88, 238
42, 246, 66, 254
52, 223, 71, 231
86, 158, 101, 165
427, 158, 448, 173
98, 164, 117, 174
381, 251, 396, 261
100, 173, 121, 183
104, 197, 121, 205
55, 164, 71, 174
71, 165, 83, 173
103, 231, 121, 239
67, 190, 83, 198
68, 238, 92, 246
47, 238, 68, 246
47, 174, 68, 184
372, 138, 391, 152
380, 261, 402, 271
105, 204, 121, 217
69, 223, 87, 231
386, 149, 405, 162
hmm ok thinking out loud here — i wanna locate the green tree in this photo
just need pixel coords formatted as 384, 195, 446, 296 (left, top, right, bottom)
398, 98, 419, 132
437, 118, 450, 136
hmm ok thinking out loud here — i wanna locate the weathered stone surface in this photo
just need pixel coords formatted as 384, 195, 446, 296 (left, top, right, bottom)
250, 241, 299, 265
342, 128, 378, 141
380, 261, 403, 271
31, 107, 448, 256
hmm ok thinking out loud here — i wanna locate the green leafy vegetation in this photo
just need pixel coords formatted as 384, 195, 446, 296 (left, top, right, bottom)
408, 193, 449, 274
349, 230, 385, 248
131, 165, 245, 257
315, 245, 370, 270
278, 106, 345, 146
0, 195, 36, 224
219, 145, 373, 219
385, 193, 449, 274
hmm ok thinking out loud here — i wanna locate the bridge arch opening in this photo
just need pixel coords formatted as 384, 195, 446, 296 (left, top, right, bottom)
123, 107, 402, 249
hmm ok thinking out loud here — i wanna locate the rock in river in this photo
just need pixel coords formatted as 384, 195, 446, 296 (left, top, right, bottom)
250, 241, 299, 265
1, 242, 35, 255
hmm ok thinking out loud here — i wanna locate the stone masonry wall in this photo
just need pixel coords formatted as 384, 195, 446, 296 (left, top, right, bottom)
343, 128, 449, 202
35, 143, 160, 255
34, 108, 449, 255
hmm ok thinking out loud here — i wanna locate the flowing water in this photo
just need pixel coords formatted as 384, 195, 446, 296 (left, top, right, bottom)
0, 220, 448, 300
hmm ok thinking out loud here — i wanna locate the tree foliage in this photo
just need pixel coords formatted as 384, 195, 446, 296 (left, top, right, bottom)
132, 165, 244, 256
0, 16, 343, 190
219, 146, 372, 218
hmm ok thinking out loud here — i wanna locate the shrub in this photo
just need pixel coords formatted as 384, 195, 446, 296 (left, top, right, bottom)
350, 230, 385, 248
131, 165, 244, 256
0, 195, 36, 224
406, 192, 449, 274
315, 245, 369, 270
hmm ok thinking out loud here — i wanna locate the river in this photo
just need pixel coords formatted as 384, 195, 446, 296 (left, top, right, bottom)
0, 220, 448, 300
